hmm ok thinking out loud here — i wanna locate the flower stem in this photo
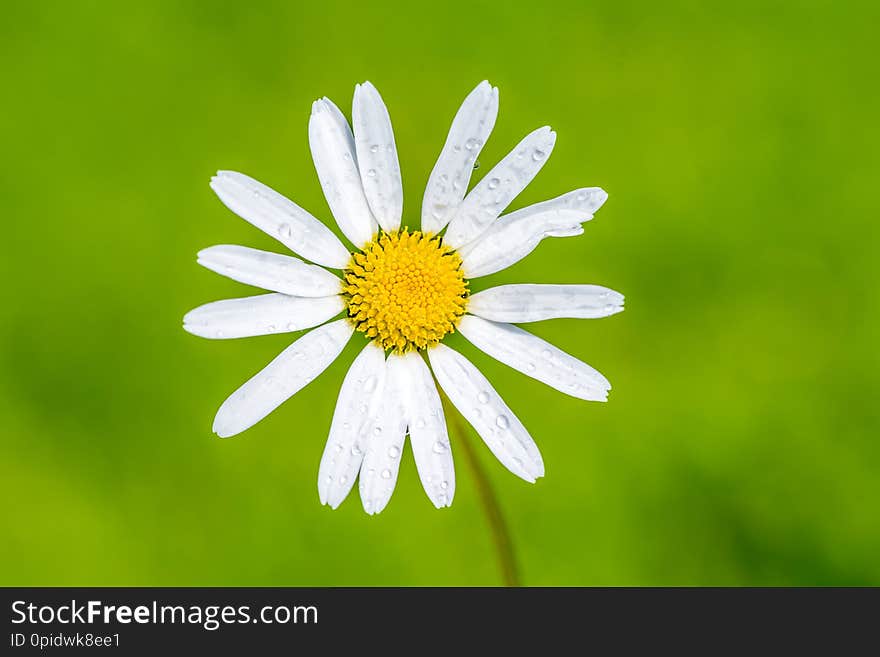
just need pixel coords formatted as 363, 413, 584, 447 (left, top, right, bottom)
441, 392, 521, 587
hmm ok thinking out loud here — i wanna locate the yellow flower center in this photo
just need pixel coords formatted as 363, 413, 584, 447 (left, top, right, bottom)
344, 229, 469, 352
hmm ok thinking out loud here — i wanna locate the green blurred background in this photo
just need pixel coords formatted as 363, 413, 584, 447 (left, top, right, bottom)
2, 0, 878, 585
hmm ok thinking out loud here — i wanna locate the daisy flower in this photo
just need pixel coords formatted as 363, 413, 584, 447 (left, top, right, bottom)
184, 81, 623, 514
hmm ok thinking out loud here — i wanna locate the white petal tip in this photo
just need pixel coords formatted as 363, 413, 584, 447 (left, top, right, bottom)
212, 426, 236, 439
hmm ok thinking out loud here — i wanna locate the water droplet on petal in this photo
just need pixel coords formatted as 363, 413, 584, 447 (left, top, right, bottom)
541, 349, 552, 359
370, 144, 379, 153
465, 137, 480, 150
440, 480, 448, 490
432, 441, 448, 454
373, 426, 382, 436
351, 444, 362, 456
496, 415, 510, 429
366, 168, 377, 177
388, 446, 400, 459
334, 443, 343, 453
532, 149, 545, 162
477, 391, 490, 404
487, 177, 500, 190
381, 469, 392, 479
278, 223, 292, 238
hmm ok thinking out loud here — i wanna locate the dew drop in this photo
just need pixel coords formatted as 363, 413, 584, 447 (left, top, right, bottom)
496, 415, 510, 430
215, 329, 225, 338
340, 475, 348, 485
477, 391, 490, 404
351, 444, 362, 456
440, 480, 448, 490
277, 222, 292, 238
266, 323, 276, 332
487, 177, 500, 190
334, 443, 343, 453
437, 493, 448, 505
366, 168, 377, 177
370, 144, 379, 153
473, 160, 481, 170
527, 362, 537, 372
541, 348, 552, 359
381, 469, 392, 479
532, 149, 545, 162
373, 426, 382, 436
465, 137, 481, 150
388, 446, 400, 459
359, 404, 368, 414
342, 421, 351, 430
432, 441, 448, 454
286, 322, 298, 331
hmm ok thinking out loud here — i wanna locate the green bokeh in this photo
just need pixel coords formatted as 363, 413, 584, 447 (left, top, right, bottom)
2, 0, 878, 585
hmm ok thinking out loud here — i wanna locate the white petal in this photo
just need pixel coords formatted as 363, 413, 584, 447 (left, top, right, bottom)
212, 319, 354, 438
459, 188, 608, 278
458, 315, 611, 401
443, 126, 557, 249
208, 170, 350, 269
399, 352, 454, 508
197, 245, 341, 297
318, 343, 387, 509
352, 82, 402, 233
309, 97, 377, 248
184, 293, 345, 339
468, 284, 624, 323
421, 81, 498, 234
427, 344, 543, 482
358, 353, 408, 515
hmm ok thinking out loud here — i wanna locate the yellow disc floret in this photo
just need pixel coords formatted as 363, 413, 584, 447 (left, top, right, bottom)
344, 229, 469, 352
